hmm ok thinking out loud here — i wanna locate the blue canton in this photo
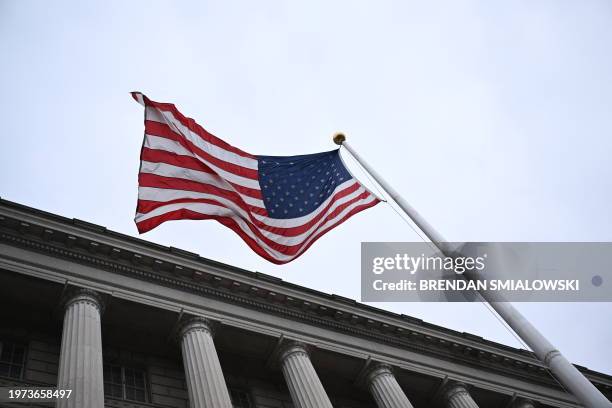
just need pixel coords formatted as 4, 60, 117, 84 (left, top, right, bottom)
258, 150, 352, 219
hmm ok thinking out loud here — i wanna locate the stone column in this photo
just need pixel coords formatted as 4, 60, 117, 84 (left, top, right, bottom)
365, 363, 414, 408
441, 382, 480, 408
278, 342, 333, 408
179, 317, 232, 408
56, 288, 105, 408
511, 398, 537, 408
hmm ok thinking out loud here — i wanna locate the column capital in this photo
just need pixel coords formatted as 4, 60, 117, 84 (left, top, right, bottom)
178, 316, 216, 339
510, 397, 537, 408
364, 362, 415, 408
441, 382, 471, 403
278, 341, 311, 363
61, 287, 105, 313
364, 363, 395, 384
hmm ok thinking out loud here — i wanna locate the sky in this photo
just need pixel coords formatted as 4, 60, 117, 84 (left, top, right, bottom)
1, 1, 611, 374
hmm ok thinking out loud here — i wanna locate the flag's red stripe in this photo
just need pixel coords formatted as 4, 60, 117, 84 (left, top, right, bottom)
141, 146, 215, 174
137, 181, 364, 237
138, 173, 267, 216
135, 200, 379, 264
138, 94, 255, 160
141, 147, 263, 199
145, 120, 259, 180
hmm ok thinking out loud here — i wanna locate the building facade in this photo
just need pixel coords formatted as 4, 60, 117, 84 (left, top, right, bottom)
0, 198, 610, 408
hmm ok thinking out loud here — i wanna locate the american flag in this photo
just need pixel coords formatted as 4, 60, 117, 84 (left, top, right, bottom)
132, 92, 380, 264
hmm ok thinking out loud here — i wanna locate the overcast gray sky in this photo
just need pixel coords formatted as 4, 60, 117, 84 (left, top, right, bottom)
1, 1, 611, 374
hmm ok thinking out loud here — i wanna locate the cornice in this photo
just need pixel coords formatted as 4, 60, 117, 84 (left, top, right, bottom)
0, 203, 611, 395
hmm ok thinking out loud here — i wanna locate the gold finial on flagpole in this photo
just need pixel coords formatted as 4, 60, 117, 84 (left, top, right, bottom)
333, 133, 346, 145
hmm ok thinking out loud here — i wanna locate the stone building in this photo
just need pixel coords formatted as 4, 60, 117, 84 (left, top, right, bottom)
0, 198, 610, 408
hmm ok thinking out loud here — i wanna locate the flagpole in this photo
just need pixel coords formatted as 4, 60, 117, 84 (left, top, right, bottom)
333, 133, 612, 408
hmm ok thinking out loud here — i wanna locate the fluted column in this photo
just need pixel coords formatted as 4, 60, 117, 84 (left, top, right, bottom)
366, 363, 414, 408
441, 382, 480, 408
56, 288, 104, 408
510, 398, 537, 408
278, 342, 333, 408
179, 317, 232, 408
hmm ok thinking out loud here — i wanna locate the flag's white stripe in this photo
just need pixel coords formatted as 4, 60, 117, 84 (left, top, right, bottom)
143, 134, 261, 190
137, 184, 367, 244
140, 161, 265, 208
144, 134, 192, 156
146, 107, 258, 170
135, 195, 377, 262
